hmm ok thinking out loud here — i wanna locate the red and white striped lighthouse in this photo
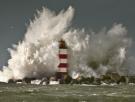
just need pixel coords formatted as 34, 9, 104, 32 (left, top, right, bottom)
58, 39, 68, 72
56, 39, 68, 81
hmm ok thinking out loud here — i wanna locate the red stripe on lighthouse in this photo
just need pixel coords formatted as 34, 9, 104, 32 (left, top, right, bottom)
58, 63, 68, 68
59, 54, 68, 59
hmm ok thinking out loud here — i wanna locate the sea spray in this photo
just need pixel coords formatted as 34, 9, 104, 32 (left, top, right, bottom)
64, 24, 130, 78
0, 6, 132, 82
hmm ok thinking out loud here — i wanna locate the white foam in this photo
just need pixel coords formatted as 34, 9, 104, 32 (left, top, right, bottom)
0, 6, 132, 82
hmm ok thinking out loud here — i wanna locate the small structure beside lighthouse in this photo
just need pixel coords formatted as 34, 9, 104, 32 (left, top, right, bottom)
56, 39, 69, 83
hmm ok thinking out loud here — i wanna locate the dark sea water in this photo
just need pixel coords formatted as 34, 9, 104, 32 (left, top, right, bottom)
0, 83, 135, 102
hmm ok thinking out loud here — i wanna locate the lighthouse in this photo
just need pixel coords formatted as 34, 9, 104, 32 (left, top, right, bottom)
56, 39, 69, 83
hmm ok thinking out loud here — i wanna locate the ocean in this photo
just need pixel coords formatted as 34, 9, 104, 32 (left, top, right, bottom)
0, 83, 135, 102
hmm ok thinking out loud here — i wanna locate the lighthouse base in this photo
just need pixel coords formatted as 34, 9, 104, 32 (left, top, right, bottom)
56, 72, 72, 84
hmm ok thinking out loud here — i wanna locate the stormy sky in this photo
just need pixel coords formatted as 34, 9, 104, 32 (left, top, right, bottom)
0, 0, 135, 67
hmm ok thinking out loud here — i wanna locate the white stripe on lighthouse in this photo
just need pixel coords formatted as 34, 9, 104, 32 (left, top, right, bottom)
60, 59, 68, 63
59, 49, 68, 54
58, 68, 67, 72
